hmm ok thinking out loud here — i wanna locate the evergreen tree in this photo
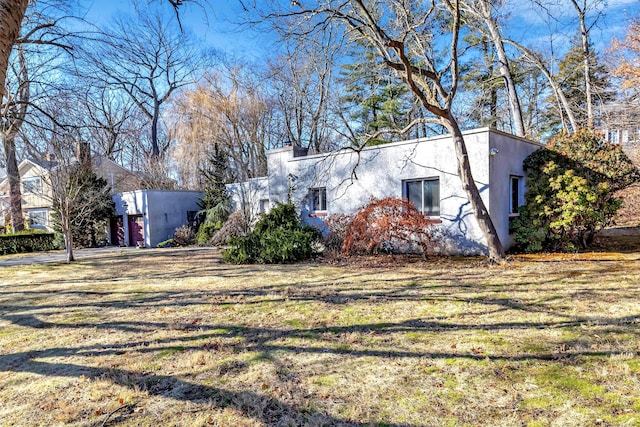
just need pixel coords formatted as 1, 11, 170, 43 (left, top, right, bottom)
339, 45, 413, 145
52, 164, 115, 249
196, 143, 233, 245
199, 143, 233, 210
543, 35, 612, 134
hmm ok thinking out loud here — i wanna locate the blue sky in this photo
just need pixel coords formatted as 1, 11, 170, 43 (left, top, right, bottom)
82, 0, 270, 60
82, 0, 640, 60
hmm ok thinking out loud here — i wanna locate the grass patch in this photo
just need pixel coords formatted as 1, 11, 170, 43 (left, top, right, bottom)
0, 248, 639, 426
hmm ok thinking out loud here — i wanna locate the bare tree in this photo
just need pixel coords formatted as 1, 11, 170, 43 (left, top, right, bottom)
268, 21, 344, 154
258, 0, 506, 260
505, 39, 578, 134
79, 10, 202, 162
170, 65, 276, 186
1, 1, 74, 232
570, 0, 604, 129
1, 46, 28, 231
462, 0, 525, 136
47, 140, 115, 262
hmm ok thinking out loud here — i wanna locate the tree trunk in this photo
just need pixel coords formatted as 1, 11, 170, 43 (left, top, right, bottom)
569, 0, 595, 129
0, 0, 28, 100
480, 1, 525, 136
444, 114, 505, 261
579, 19, 594, 129
151, 102, 160, 158
505, 39, 579, 133
2, 134, 24, 231
62, 211, 75, 262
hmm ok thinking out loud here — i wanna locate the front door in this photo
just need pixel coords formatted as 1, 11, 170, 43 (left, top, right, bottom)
128, 215, 144, 247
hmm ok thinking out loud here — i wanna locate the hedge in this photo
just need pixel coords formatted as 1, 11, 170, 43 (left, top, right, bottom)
0, 232, 56, 255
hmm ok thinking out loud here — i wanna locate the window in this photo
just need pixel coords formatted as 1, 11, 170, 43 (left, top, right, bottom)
27, 209, 48, 228
22, 177, 43, 194
310, 188, 327, 212
510, 176, 524, 215
259, 199, 270, 213
187, 210, 198, 227
405, 178, 440, 216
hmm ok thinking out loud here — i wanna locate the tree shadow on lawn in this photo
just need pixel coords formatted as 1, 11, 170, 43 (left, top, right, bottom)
2, 266, 639, 330
0, 316, 633, 426
2, 279, 639, 424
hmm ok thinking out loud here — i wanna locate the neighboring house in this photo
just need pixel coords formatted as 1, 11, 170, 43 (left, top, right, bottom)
0, 159, 55, 230
600, 102, 640, 146
0, 149, 140, 232
111, 190, 203, 247
231, 127, 542, 255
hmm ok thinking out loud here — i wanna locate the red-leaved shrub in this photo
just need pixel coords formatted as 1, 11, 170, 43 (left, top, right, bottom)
342, 197, 438, 256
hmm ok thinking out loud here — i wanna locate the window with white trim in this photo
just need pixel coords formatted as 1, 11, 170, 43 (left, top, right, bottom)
310, 187, 327, 212
27, 208, 48, 228
510, 176, 524, 215
404, 178, 440, 216
22, 177, 43, 194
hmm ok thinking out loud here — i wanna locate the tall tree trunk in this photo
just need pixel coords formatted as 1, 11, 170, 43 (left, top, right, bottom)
570, 0, 595, 129
62, 207, 75, 262
1, 2, 29, 232
443, 114, 505, 261
479, 1, 525, 136
506, 40, 579, 133
151, 101, 160, 158
0, 0, 28, 101
2, 133, 24, 231
579, 18, 594, 129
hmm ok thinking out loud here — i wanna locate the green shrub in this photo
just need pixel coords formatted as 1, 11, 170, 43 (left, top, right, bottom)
511, 129, 640, 252
222, 203, 322, 264
157, 238, 176, 248
196, 202, 231, 245
0, 231, 55, 255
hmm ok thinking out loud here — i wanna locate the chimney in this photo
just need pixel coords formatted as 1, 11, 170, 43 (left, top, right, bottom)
76, 141, 91, 168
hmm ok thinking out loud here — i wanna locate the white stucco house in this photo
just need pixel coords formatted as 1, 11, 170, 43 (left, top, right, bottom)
110, 189, 204, 248
229, 127, 542, 255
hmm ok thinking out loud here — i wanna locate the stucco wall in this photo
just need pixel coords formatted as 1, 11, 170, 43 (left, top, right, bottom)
113, 190, 203, 247
489, 134, 543, 247
267, 128, 540, 255
146, 190, 203, 247
226, 178, 269, 224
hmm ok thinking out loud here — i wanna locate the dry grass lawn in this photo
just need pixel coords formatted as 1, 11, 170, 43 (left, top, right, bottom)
1, 246, 639, 426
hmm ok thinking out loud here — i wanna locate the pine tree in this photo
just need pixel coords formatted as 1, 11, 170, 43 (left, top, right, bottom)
543, 35, 612, 134
339, 45, 413, 145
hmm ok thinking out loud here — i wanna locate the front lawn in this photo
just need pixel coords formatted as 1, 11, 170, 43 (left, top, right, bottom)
0, 248, 639, 426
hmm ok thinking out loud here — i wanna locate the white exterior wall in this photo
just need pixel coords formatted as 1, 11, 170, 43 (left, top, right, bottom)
226, 178, 270, 224
113, 190, 203, 247
489, 133, 542, 248
267, 128, 542, 255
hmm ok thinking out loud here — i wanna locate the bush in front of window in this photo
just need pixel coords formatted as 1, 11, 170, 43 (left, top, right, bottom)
511, 129, 640, 252
223, 202, 322, 264
0, 231, 55, 255
341, 197, 439, 256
